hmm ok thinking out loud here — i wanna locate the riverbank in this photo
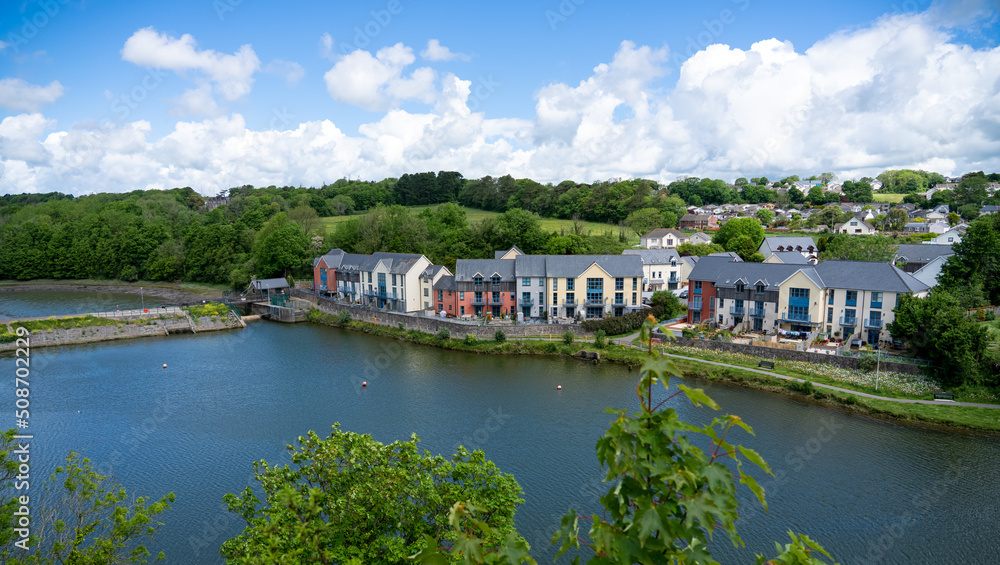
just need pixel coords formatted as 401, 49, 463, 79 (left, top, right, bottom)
0, 279, 223, 305
307, 310, 1000, 434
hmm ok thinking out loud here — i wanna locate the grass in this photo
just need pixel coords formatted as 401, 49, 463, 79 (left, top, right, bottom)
980, 319, 1000, 349
185, 302, 230, 318
12, 315, 122, 332
871, 193, 905, 203
321, 204, 640, 244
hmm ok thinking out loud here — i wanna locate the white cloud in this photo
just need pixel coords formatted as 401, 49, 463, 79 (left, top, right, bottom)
323, 43, 437, 111
0, 78, 64, 112
4, 13, 1000, 196
121, 27, 260, 100
319, 33, 334, 60
0, 40, 9, 50
421, 39, 470, 62
264, 59, 305, 85
168, 85, 223, 117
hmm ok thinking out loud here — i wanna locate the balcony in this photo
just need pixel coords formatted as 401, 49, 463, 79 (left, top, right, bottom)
845, 299, 857, 307
563, 299, 577, 306
870, 301, 883, 309
365, 290, 390, 299
729, 306, 745, 316
748, 308, 766, 318
864, 318, 884, 329
781, 312, 812, 324
585, 298, 605, 306
519, 297, 534, 306
839, 316, 857, 327
472, 297, 487, 305
613, 299, 626, 305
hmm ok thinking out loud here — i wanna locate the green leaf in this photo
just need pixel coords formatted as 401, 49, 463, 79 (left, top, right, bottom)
677, 384, 720, 409
738, 445, 772, 475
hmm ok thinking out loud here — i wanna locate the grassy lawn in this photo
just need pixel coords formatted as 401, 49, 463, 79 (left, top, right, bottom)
871, 193, 905, 203
321, 204, 640, 245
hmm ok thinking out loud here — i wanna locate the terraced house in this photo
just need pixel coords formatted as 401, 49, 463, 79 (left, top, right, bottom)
453, 259, 517, 318
313, 249, 433, 313
686, 257, 930, 346
622, 248, 695, 292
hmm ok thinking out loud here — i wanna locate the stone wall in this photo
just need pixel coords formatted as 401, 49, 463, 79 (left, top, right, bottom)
1, 315, 241, 351
305, 294, 591, 339
667, 337, 925, 376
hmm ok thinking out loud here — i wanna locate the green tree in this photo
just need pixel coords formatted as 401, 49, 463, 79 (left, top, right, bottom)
807, 185, 825, 204
939, 213, 1000, 305
676, 242, 726, 256
887, 208, 910, 231
412, 319, 834, 565
623, 207, 664, 237
946, 212, 961, 227
649, 290, 684, 320
1, 439, 174, 564
255, 223, 310, 278
888, 291, 992, 387
819, 235, 896, 262
958, 204, 980, 221
756, 208, 774, 226
712, 217, 764, 260
221, 425, 523, 564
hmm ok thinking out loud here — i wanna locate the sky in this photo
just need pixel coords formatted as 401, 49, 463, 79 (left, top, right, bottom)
1, 0, 999, 196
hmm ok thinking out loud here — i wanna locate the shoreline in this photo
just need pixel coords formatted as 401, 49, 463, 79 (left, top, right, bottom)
307, 310, 1000, 436
0, 280, 221, 305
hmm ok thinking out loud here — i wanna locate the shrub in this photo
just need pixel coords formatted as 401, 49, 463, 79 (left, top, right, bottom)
544, 342, 560, 353
435, 327, 450, 340
580, 305, 665, 336
858, 353, 879, 372
985, 311, 996, 321
464, 333, 477, 345
785, 380, 815, 395
562, 330, 575, 344
336, 310, 352, 325
494, 329, 507, 343
681, 327, 698, 338
398, 322, 405, 330
594, 330, 607, 348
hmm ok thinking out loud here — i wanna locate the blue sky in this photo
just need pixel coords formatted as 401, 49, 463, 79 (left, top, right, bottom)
1, 0, 998, 195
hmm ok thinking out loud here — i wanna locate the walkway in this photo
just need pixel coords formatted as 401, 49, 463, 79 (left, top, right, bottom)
612, 332, 1000, 410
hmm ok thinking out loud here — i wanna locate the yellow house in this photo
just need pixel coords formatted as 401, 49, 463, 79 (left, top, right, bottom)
513, 255, 643, 320
776, 269, 825, 332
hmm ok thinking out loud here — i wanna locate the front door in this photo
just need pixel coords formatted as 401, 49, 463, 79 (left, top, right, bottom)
867, 329, 880, 346
753, 317, 763, 332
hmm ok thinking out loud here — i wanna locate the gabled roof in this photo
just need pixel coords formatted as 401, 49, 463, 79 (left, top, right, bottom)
514, 255, 644, 278
433, 275, 457, 291
813, 261, 929, 293
759, 236, 817, 255
687, 257, 810, 292
494, 245, 525, 259
895, 244, 954, 264
421, 265, 451, 278
250, 278, 289, 290
622, 248, 682, 265
641, 228, 688, 240
454, 259, 515, 282
767, 251, 811, 264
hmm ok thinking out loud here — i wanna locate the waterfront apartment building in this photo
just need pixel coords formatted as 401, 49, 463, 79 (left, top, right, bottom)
686, 257, 930, 345
313, 249, 434, 313
622, 248, 695, 292
453, 259, 517, 318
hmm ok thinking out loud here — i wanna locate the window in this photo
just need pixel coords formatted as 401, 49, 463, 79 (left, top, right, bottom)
423, 288, 428, 297
632, 278, 638, 291
632, 292, 637, 305
510, 292, 515, 300
615, 277, 624, 290
553, 279, 558, 290
790, 288, 810, 298
735, 282, 745, 293
474, 275, 483, 286
846, 290, 857, 306
587, 278, 603, 290
539, 278, 544, 286
392, 274, 397, 286
521, 292, 531, 303
844, 308, 857, 323
828, 290, 835, 305
566, 278, 575, 291
615, 292, 624, 304
787, 305, 809, 321
367, 272, 372, 283
692, 296, 703, 310
870, 291, 883, 309
718, 298, 724, 308
692, 311, 702, 323
827, 307, 833, 323
460, 306, 465, 315
474, 291, 483, 303
493, 291, 501, 303
522, 277, 530, 286
459, 292, 464, 300
437, 290, 442, 301
756, 283, 765, 294
567, 292, 575, 304
694, 281, 703, 294
539, 292, 544, 304
491, 275, 501, 285
553, 292, 558, 305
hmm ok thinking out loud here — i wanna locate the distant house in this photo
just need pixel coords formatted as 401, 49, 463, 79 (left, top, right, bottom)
904, 222, 947, 235
980, 205, 1000, 215
248, 278, 289, 299
688, 232, 714, 245
678, 214, 717, 230
895, 244, 954, 273
833, 218, 876, 235
928, 229, 963, 245
623, 248, 690, 291
757, 237, 818, 262
763, 251, 811, 265
494, 245, 524, 260
640, 228, 690, 249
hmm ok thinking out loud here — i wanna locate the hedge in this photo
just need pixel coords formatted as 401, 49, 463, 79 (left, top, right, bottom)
580, 305, 665, 336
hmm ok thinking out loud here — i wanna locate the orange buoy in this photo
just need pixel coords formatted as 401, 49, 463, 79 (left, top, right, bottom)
362, 381, 367, 387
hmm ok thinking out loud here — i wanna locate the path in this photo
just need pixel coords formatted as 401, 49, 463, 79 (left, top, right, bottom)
611, 332, 1000, 410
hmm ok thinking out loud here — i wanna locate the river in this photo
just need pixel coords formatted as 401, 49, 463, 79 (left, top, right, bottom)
5, 291, 999, 564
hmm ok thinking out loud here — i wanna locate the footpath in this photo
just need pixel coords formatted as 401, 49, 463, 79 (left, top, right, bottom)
611, 331, 1000, 410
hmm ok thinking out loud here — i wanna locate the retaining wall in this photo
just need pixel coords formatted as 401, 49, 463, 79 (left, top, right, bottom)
305, 294, 591, 339
1, 315, 242, 351
667, 337, 925, 376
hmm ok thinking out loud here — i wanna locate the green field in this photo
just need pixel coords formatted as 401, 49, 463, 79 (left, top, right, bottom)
322, 204, 642, 244
871, 193, 905, 203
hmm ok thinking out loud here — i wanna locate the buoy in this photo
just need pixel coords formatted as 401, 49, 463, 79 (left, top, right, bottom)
362, 381, 367, 387
162, 364, 167, 369
557, 385, 562, 390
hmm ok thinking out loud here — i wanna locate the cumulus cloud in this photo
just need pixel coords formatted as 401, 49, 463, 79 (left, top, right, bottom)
4, 11, 1000, 196
121, 27, 260, 100
0, 78, 64, 112
323, 43, 437, 111
421, 39, 470, 62
168, 85, 223, 117
264, 59, 305, 85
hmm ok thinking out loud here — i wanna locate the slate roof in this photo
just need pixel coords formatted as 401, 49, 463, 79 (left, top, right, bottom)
421, 265, 449, 278
250, 278, 289, 290
895, 244, 954, 264
365, 252, 426, 275
641, 228, 688, 241
813, 261, 929, 293
454, 259, 515, 283
494, 245, 525, 259
622, 248, 682, 265
759, 237, 818, 256
519, 255, 644, 278
433, 275, 456, 291
687, 257, 810, 291
767, 251, 811, 264
513, 255, 548, 277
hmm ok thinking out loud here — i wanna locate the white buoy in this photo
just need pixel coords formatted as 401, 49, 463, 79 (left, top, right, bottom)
557, 385, 562, 390
162, 364, 167, 369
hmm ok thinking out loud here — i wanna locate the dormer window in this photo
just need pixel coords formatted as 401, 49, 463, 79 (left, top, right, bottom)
491, 275, 501, 285
473, 275, 483, 286
735, 282, 745, 293
756, 283, 766, 293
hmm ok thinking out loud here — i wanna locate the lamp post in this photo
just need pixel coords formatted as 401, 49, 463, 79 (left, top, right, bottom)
140, 287, 145, 312
874, 343, 882, 392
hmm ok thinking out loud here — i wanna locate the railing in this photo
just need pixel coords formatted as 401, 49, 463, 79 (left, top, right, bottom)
748, 308, 766, 318
870, 301, 883, 309
472, 298, 487, 305
519, 298, 534, 306
839, 316, 857, 327
584, 298, 605, 306
563, 299, 577, 306
729, 306, 745, 316
613, 300, 626, 305
846, 299, 857, 307
781, 312, 812, 324
864, 318, 883, 329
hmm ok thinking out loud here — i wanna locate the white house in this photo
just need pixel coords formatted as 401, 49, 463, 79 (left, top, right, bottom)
834, 217, 876, 235
640, 228, 690, 249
